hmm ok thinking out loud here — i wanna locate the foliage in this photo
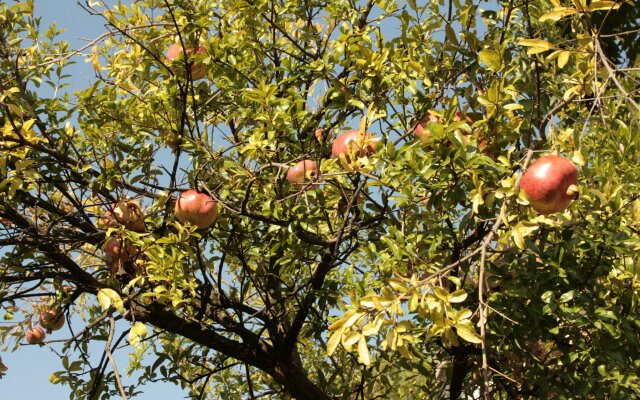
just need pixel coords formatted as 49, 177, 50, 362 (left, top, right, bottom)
1, 0, 639, 399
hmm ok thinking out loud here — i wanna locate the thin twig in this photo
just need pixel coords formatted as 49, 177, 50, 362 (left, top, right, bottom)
105, 317, 129, 400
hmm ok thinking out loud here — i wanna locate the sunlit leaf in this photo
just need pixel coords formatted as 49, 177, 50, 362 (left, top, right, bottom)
455, 323, 483, 344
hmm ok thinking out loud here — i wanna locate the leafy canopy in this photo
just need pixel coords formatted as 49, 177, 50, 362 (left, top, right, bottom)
0, 0, 639, 399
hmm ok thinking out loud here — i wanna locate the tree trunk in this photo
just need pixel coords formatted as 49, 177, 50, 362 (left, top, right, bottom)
270, 361, 332, 400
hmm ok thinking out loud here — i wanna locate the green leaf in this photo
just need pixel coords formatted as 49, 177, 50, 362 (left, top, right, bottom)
445, 24, 458, 45
559, 290, 575, 303
479, 49, 501, 71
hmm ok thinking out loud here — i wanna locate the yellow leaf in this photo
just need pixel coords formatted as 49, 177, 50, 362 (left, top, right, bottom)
343, 311, 364, 330
357, 335, 371, 366
328, 309, 356, 331
432, 286, 449, 302
408, 60, 425, 75
455, 323, 483, 344
362, 323, 379, 336
518, 39, 555, 49
128, 322, 148, 346
97, 288, 124, 313
479, 49, 502, 71
449, 289, 468, 303
327, 327, 343, 356
5, 103, 24, 118
442, 326, 460, 347
527, 47, 552, 55
557, 51, 571, 68
21, 119, 36, 135
342, 331, 361, 352
589, 1, 621, 11
512, 229, 525, 250
386, 327, 397, 350
512, 221, 539, 250
0, 87, 19, 102
454, 309, 473, 322
519, 39, 555, 55
539, 7, 578, 22
408, 293, 419, 312
388, 278, 407, 292
572, 150, 586, 166
87, 45, 101, 72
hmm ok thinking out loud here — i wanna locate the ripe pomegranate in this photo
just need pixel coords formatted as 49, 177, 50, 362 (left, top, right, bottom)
413, 114, 441, 139
166, 43, 207, 80
521, 155, 578, 214
103, 199, 146, 232
286, 160, 319, 189
104, 237, 138, 265
26, 327, 46, 344
414, 112, 489, 152
174, 189, 218, 228
331, 130, 380, 163
39, 308, 65, 332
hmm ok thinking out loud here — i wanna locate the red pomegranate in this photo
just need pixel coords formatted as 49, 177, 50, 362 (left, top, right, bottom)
287, 160, 319, 189
166, 43, 207, 80
331, 130, 380, 163
174, 190, 218, 229
413, 114, 441, 139
102, 199, 146, 232
26, 327, 46, 344
39, 308, 65, 332
521, 155, 578, 215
